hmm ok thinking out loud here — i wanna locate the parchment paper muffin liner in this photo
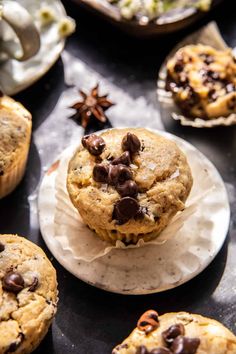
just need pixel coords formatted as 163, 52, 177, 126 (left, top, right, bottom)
157, 21, 236, 128
39, 129, 230, 294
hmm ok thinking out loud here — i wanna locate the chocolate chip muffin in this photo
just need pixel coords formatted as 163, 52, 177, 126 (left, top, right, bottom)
67, 128, 193, 244
112, 310, 236, 354
0, 234, 58, 354
166, 44, 236, 119
0, 94, 32, 199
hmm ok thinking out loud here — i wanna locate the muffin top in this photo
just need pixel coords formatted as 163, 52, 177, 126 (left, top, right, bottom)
166, 44, 236, 119
112, 310, 236, 354
0, 234, 57, 353
67, 128, 192, 234
0, 95, 32, 175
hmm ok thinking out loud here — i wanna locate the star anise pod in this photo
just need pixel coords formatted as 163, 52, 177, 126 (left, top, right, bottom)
70, 84, 114, 128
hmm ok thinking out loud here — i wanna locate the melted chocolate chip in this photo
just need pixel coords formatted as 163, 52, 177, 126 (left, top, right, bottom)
116, 180, 138, 198
150, 349, 172, 354
0, 242, 5, 252
136, 346, 149, 354
174, 60, 184, 73
171, 336, 200, 354
162, 324, 185, 345
137, 310, 159, 334
122, 133, 141, 154
111, 151, 131, 166
6, 333, 24, 353
108, 165, 132, 186
93, 164, 109, 183
207, 70, 220, 81
208, 89, 217, 102
3, 272, 24, 294
200, 53, 214, 65
81, 134, 106, 156
28, 277, 39, 292
181, 87, 200, 110
113, 197, 139, 224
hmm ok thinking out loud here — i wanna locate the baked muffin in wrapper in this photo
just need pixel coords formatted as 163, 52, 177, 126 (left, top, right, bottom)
157, 21, 236, 128
0, 95, 32, 198
67, 128, 193, 245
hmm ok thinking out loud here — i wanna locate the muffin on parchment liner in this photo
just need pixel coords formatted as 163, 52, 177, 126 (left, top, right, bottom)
157, 21, 236, 128
0, 234, 58, 354
0, 94, 32, 198
67, 128, 193, 244
112, 310, 236, 354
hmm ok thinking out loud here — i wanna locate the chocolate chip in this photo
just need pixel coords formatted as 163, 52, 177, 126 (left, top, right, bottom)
208, 70, 220, 81
150, 348, 172, 354
178, 72, 189, 86
174, 60, 184, 73
28, 277, 39, 292
93, 164, 109, 183
3, 272, 24, 294
208, 89, 217, 102
81, 134, 106, 156
200, 53, 214, 65
136, 346, 149, 354
113, 197, 139, 224
116, 180, 138, 198
6, 333, 24, 353
0, 242, 5, 252
111, 151, 131, 166
137, 310, 159, 334
162, 324, 185, 345
108, 165, 132, 186
183, 86, 200, 108
171, 336, 200, 354
122, 133, 141, 154
226, 83, 235, 93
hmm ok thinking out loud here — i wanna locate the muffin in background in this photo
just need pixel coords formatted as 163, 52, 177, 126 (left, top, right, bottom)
0, 234, 58, 354
67, 128, 193, 244
166, 44, 236, 119
112, 310, 236, 354
0, 94, 32, 198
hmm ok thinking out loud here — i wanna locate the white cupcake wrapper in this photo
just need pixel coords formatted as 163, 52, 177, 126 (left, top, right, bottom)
50, 136, 213, 263
157, 21, 236, 128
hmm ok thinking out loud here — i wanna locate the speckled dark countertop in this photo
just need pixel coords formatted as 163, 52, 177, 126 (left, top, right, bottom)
0, 1, 235, 353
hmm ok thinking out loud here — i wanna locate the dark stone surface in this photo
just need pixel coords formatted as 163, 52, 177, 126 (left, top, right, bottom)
0, 1, 235, 353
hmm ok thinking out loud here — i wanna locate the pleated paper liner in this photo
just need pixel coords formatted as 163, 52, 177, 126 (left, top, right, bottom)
39, 129, 230, 294
157, 21, 236, 128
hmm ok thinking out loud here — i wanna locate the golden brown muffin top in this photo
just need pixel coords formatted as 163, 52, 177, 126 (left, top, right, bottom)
0, 96, 32, 175
113, 310, 236, 354
166, 44, 236, 119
